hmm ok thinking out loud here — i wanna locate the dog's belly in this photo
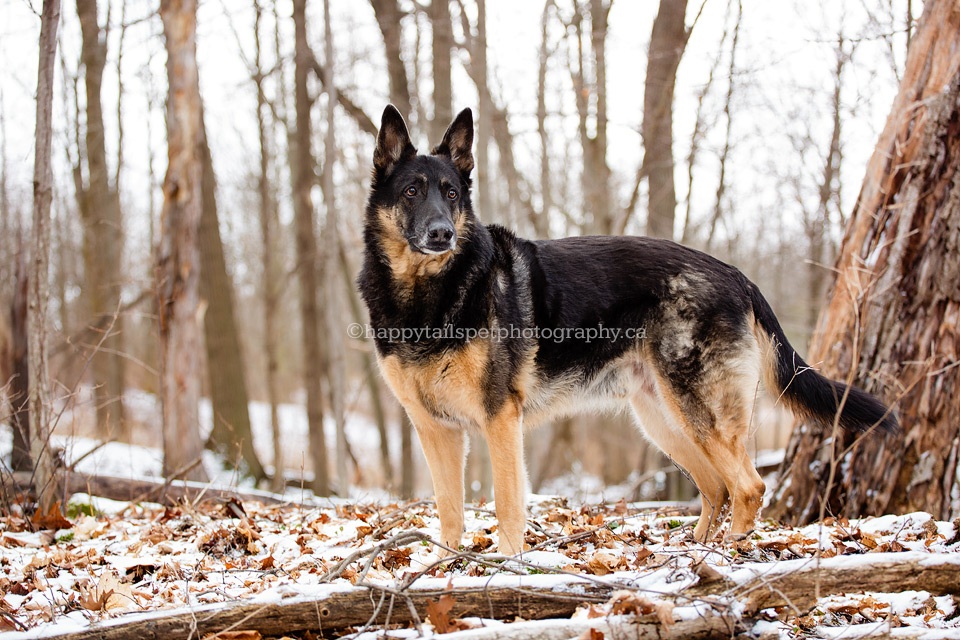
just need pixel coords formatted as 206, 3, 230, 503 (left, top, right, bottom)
522, 352, 658, 428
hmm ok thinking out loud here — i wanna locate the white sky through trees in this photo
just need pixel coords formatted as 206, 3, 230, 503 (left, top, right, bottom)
0, 0, 907, 294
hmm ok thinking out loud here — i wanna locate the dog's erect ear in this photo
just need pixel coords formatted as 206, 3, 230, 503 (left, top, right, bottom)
374, 105, 416, 176
432, 108, 474, 176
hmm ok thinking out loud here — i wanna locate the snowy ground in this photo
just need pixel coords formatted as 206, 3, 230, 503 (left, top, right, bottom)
0, 491, 957, 638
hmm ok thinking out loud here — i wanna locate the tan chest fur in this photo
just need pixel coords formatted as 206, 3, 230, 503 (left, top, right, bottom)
378, 339, 490, 430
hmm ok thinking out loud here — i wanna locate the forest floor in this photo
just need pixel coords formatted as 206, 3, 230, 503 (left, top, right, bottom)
1, 489, 959, 639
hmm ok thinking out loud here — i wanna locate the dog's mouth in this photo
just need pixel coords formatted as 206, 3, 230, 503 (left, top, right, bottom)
412, 238, 457, 255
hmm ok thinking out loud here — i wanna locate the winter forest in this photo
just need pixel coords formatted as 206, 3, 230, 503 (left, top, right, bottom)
1, 0, 960, 637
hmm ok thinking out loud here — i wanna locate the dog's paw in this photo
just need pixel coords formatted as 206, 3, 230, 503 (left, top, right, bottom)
722, 529, 754, 545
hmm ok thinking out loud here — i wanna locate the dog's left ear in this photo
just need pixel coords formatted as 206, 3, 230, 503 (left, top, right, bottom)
432, 108, 474, 177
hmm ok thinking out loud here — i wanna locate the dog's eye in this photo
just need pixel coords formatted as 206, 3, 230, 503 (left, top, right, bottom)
404, 186, 418, 197
447, 188, 458, 200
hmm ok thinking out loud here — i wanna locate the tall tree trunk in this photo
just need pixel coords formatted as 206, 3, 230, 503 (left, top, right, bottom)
30, 0, 61, 513
158, 0, 208, 483
400, 412, 414, 498
0, 91, 9, 286
535, 0, 553, 239
804, 36, 845, 333
642, 0, 689, 239
429, 0, 453, 143
254, 0, 285, 493
292, 0, 330, 496
198, 119, 266, 482
474, 0, 492, 223
10, 247, 30, 473
321, 0, 348, 494
339, 240, 392, 489
371, 0, 415, 495
77, 0, 125, 440
369, 0, 412, 121
588, 0, 611, 234
769, 0, 960, 524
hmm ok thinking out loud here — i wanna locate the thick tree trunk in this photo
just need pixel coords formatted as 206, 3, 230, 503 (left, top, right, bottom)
198, 120, 266, 482
292, 0, 329, 496
30, 0, 60, 513
428, 0, 453, 143
158, 0, 208, 483
769, 0, 960, 524
642, 0, 689, 239
76, 0, 125, 440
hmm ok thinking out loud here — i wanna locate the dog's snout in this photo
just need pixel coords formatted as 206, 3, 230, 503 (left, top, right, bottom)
427, 220, 455, 244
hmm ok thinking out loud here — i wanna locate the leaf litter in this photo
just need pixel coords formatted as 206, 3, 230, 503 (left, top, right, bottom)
0, 494, 957, 638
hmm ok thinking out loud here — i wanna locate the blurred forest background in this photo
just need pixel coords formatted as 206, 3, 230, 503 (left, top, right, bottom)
0, 0, 926, 505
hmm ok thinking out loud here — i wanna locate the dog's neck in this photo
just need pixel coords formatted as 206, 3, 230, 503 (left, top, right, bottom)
359, 214, 497, 333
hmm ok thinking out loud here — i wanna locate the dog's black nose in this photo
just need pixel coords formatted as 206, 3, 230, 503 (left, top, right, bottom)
427, 220, 455, 244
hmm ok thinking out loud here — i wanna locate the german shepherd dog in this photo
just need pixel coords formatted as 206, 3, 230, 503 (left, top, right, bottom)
358, 105, 897, 555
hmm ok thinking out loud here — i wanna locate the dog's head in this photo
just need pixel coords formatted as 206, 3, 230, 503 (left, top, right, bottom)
371, 105, 474, 256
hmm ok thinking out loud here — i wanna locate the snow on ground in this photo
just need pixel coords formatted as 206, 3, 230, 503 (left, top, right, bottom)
0, 492, 958, 638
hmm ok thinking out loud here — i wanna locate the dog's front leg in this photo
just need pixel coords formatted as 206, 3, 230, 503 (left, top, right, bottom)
484, 399, 526, 556
410, 413, 466, 556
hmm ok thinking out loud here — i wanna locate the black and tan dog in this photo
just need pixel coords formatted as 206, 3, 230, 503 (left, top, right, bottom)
358, 105, 897, 555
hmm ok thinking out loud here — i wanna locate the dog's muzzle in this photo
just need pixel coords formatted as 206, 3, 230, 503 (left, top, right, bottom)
419, 219, 457, 254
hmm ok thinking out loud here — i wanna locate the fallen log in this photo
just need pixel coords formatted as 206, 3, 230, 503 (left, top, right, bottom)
30, 581, 614, 640
686, 551, 960, 613
10, 470, 308, 508
28, 552, 960, 640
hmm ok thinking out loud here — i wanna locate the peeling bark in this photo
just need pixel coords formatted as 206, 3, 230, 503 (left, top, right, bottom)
769, 0, 960, 524
158, 0, 208, 483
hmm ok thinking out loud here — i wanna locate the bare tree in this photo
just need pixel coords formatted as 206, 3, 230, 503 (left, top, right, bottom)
429, 0, 454, 143
568, 0, 612, 234
10, 246, 30, 473
370, 0, 416, 496
704, 0, 741, 250
198, 120, 266, 482
292, 0, 329, 495
254, 0, 284, 492
370, 0, 413, 122
321, 0, 348, 493
535, 0, 555, 239
642, 0, 690, 239
76, 0, 126, 439
30, 0, 61, 512
769, 0, 960, 523
157, 0, 208, 483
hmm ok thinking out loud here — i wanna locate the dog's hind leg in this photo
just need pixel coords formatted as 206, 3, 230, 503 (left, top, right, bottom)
483, 397, 526, 556
629, 395, 728, 541
407, 408, 467, 555
700, 428, 765, 539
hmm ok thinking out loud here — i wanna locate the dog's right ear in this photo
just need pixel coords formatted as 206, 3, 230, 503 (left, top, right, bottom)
374, 105, 416, 176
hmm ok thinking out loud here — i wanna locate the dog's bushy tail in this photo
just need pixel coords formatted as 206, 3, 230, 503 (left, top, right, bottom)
748, 283, 898, 435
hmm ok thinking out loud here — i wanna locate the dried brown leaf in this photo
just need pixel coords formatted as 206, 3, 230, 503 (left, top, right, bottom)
426, 593, 456, 633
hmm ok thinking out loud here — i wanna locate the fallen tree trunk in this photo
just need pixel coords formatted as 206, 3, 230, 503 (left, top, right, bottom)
32, 582, 614, 640
685, 551, 960, 613
29, 552, 960, 640
9, 470, 304, 507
